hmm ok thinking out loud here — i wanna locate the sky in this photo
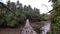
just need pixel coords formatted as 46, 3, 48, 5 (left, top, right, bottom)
0, 0, 53, 14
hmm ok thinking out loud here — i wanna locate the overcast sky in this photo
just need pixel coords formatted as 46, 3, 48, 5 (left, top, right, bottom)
0, 0, 53, 14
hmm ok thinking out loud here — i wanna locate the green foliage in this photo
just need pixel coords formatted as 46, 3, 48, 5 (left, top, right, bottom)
40, 14, 50, 21
47, 32, 50, 34
52, 0, 57, 3
6, 13, 17, 27
0, 1, 41, 27
50, 0, 60, 34
34, 27, 41, 34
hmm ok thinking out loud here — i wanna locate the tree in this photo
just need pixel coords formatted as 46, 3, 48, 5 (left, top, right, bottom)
10, 2, 16, 11
50, 0, 60, 34
0, 1, 41, 28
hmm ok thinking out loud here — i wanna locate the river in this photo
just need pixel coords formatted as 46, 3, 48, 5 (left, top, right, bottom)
41, 21, 51, 34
